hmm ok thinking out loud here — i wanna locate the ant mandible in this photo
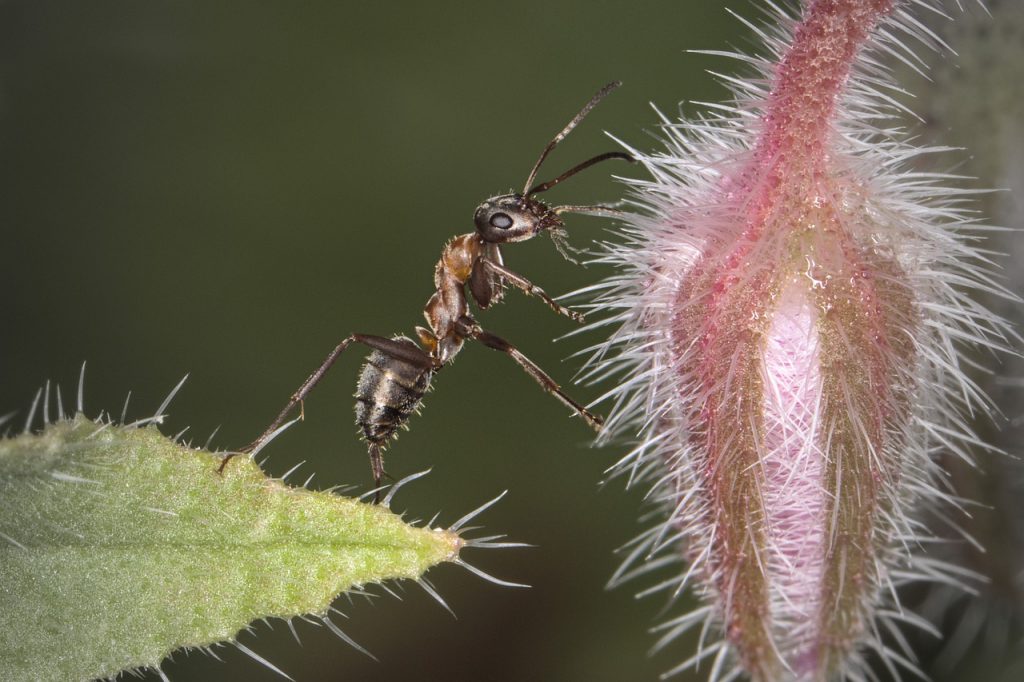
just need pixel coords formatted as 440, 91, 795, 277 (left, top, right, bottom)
223, 82, 634, 497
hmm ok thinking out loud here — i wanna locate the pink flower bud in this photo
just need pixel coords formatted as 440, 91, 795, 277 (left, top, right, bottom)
584, 1, 1012, 679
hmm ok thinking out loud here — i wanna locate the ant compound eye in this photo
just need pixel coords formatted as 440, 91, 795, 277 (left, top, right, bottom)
489, 212, 514, 229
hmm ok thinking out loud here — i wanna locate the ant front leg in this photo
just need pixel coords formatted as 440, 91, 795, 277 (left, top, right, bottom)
479, 258, 585, 323
220, 333, 434, 474
456, 317, 603, 431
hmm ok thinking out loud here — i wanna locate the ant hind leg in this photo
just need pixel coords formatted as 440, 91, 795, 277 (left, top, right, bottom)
457, 318, 604, 432
222, 333, 434, 474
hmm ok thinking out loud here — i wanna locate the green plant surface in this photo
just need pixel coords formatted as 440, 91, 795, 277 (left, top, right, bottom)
0, 416, 464, 682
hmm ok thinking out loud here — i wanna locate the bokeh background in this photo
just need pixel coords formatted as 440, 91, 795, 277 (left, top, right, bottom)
1, 1, 1020, 681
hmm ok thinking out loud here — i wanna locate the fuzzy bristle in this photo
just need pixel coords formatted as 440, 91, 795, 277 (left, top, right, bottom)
579, 0, 1012, 679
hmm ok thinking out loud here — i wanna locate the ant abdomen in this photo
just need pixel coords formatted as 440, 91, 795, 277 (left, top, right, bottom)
354, 337, 434, 449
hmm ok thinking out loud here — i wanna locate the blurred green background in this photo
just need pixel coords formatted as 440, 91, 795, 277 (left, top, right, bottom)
0, 2, 747, 681
2, 2, 1021, 681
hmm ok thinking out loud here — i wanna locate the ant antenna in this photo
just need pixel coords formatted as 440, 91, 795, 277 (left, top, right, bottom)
528, 151, 634, 196
521, 81, 625, 196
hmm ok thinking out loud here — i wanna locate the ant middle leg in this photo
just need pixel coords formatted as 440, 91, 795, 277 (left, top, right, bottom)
480, 259, 585, 323
457, 318, 604, 431
220, 333, 434, 473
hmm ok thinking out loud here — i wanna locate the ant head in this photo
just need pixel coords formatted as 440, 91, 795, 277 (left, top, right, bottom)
473, 194, 560, 244
472, 82, 634, 256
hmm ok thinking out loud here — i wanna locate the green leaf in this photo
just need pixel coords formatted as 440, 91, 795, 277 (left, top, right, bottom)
0, 416, 465, 682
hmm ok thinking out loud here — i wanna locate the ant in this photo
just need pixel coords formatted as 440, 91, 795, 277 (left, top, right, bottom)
223, 82, 633, 498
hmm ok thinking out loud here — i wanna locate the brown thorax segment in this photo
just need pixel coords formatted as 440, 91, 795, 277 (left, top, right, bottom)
424, 222, 548, 366
424, 234, 479, 365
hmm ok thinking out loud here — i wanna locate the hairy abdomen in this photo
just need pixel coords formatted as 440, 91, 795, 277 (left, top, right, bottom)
354, 340, 433, 447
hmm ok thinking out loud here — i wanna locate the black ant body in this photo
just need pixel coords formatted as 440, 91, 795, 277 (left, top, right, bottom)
225, 82, 633, 496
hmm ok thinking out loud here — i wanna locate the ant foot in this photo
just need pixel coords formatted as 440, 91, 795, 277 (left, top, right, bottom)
216, 452, 242, 475
552, 303, 585, 323
584, 410, 605, 432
